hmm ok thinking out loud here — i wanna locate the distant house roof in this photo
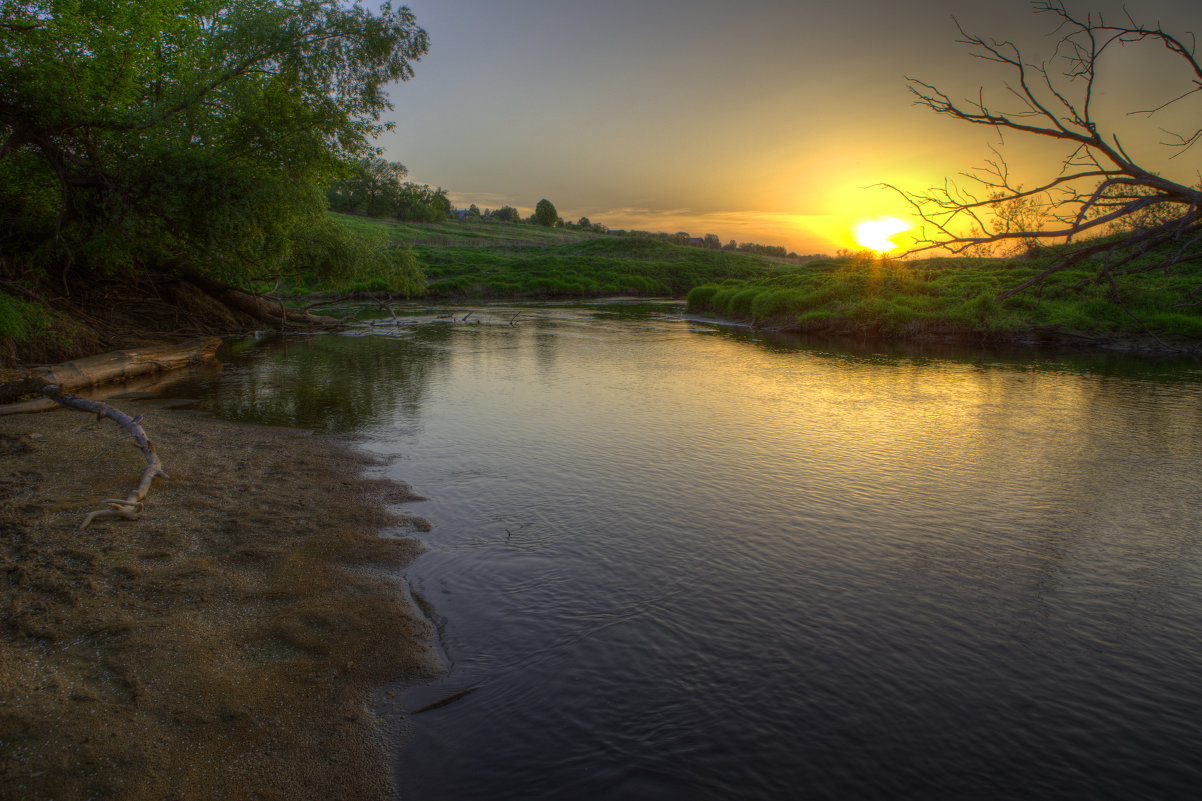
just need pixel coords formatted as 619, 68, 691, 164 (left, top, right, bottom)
452, 209, 468, 219
688, 237, 705, 247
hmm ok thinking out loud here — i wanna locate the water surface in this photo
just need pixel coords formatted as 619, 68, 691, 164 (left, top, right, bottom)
178, 302, 1202, 800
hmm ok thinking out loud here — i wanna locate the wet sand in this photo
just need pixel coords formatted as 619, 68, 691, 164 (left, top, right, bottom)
0, 401, 439, 800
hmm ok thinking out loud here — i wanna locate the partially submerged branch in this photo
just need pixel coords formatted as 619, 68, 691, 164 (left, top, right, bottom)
42, 386, 168, 530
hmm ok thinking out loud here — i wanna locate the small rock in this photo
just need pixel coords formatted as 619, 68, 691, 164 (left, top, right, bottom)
28, 433, 45, 441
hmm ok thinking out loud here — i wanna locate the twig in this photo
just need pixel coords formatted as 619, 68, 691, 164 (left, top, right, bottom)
42, 386, 168, 530
412, 685, 482, 714
302, 295, 353, 314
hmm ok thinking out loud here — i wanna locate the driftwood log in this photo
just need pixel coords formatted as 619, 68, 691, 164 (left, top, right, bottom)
0, 337, 221, 410
0, 339, 223, 528
33, 337, 222, 391
42, 386, 168, 530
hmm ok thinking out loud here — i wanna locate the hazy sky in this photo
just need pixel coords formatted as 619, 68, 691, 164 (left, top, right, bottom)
377, 0, 1200, 253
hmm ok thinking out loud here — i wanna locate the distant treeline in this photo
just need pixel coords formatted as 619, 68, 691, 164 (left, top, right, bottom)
453, 207, 828, 262
329, 163, 823, 261
603, 230, 824, 261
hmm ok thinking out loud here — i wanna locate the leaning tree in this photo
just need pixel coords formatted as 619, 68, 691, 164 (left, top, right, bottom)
888, 1, 1202, 301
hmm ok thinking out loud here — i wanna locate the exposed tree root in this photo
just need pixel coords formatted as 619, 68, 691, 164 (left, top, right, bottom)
41, 386, 168, 530
175, 265, 344, 328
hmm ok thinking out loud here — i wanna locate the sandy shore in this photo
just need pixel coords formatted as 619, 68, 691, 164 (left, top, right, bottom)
0, 401, 439, 800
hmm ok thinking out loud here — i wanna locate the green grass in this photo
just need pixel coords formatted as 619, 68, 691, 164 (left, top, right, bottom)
0, 290, 99, 362
417, 236, 774, 299
685, 248, 1202, 344
321, 214, 778, 299
329, 212, 601, 247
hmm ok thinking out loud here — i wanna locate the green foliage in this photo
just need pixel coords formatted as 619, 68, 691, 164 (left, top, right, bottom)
488, 206, 521, 223
414, 235, 773, 299
0, 290, 98, 361
534, 199, 558, 228
286, 217, 424, 296
749, 289, 806, 320
329, 212, 598, 246
684, 285, 722, 309
326, 158, 451, 222
0, 0, 428, 288
0, 294, 30, 341
326, 158, 409, 217
685, 248, 1202, 343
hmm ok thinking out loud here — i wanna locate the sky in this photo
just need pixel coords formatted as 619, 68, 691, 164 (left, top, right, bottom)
376, 0, 1201, 254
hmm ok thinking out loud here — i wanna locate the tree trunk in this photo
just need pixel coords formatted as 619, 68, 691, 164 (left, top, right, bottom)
176, 265, 343, 327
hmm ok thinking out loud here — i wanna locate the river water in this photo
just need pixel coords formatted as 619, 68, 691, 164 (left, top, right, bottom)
178, 301, 1202, 800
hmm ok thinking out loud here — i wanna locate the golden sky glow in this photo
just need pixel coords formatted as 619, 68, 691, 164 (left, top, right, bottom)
382, 0, 1200, 255
854, 218, 910, 253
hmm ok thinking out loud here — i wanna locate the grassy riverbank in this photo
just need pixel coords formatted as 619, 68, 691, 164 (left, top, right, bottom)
318, 214, 777, 299
686, 246, 1202, 348
0, 402, 438, 800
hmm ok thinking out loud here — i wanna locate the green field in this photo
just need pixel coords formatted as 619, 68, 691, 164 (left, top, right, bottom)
324, 213, 777, 298
685, 246, 1202, 346
330, 212, 602, 246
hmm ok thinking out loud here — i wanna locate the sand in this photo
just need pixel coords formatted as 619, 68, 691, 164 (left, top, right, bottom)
0, 401, 440, 800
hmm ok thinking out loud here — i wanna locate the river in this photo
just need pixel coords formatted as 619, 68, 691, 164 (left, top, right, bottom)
172, 300, 1202, 800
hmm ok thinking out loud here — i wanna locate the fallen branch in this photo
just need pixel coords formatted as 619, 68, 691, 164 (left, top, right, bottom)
368, 298, 400, 326
303, 295, 354, 314
42, 386, 168, 530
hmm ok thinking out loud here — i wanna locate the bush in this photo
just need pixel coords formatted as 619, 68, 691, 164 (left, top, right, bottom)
750, 289, 803, 321
685, 285, 721, 311
288, 218, 425, 296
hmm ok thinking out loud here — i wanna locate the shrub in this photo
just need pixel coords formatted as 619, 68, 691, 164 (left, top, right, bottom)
685, 285, 721, 311
728, 287, 762, 318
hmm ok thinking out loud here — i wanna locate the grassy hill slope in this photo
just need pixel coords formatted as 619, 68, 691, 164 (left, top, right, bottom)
326, 214, 777, 298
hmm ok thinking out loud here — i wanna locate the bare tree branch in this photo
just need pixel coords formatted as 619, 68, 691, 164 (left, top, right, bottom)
42, 387, 168, 530
894, 3, 1202, 297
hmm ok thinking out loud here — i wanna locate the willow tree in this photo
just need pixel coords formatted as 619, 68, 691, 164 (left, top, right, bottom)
890, 1, 1202, 300
0, 0, 428, 325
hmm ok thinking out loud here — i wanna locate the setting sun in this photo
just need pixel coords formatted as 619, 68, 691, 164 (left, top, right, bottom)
854, 217, 909, 253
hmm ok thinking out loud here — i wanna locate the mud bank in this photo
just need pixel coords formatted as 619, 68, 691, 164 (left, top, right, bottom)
0, 401, 439, 800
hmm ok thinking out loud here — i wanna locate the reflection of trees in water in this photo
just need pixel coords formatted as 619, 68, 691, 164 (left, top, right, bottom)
712, 324, 1202, 382
208, 330, 451, 434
